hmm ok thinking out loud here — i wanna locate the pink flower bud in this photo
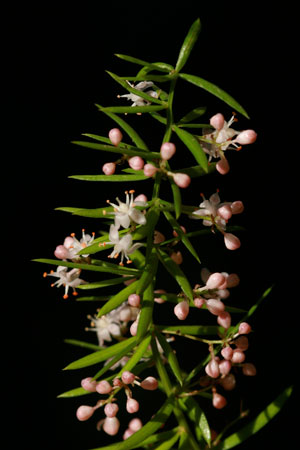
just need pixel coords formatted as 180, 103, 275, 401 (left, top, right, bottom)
217, 311, 232, 329
174, 300, 189, 320
81, 377, 98, 392
231, 349, 246, 363
218, 359, 232, 375
170, 250, 183, 265
128, 294, 141, 307
230, 201, 244, 214
104, 403, 119, 418
121, 371, 136, 385
128, 156, 144, 170
221, 346, 233, 360
194, 297, 205, 308
234, 336, 249, 351
109, 128, 123, 146
76, 405, 95, 421
160, 142, 176, 160
219, 373, 236, 391
216, 157, 230, 175
205, 359, 220, 378
123, 428, 134, 440
235, 129, 257, 145
153, 230, 165, 244
210, 113, 225, 130
173, 225, 186, 237
96, 380, 112, 394
238, 322, 252, 335
128, 418, 143, 432
242, 363, 257, 376
113, 378, 122, 387
102, 162, 116, 175
217, 205, 232, 221
206, 272, 227, 290
140, 376, 158, 391
126, 398, 139, 414
54, 245, 70, 260
130, 320, 138, 336
205, 299, 225, 316
63, 236, 74, 248
154, 289, 166, 304
212, 392, 227, 409
119, 306, 133, 322
224, 233, 241, 250
134, 194, 148, 203
143, 163, 157, 177
103, 416, 120, 436
173, 173, 191, 188
226, 273, 240, 288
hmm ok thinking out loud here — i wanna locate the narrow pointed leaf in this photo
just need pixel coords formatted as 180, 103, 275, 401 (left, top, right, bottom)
169, 177, 182, 219
173, 125, 208, 172
137, 283, 154, 339
99, 105, 166, 114
173, 163, 216, 178
117, 333, 152, 376
63, 336, 137, 370
179, 396, 211, 446
69, 173, 148, 182
152, 432, 180, 450
114, 53, 173, 72
178, 106, 207, 123
156, 331, 184, 386
156, 325, 221, 336
175, 18, 201, 72
55, 206, 114, 218
97, 279, 140, 318
150, 111, 167, 124
215, 386, 293, 449
64, 339, 100, 351
179, 73, 249, 118
76, 276, 133, 290
57, 386, 91, 398
72, 140, 160, 159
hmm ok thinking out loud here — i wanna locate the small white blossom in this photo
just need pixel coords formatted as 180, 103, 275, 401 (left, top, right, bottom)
107, 190, 147, 229
106, 224, 144, 265
118, 81, 159, 107
191, 192, 227, 230
55, 229, 95, 260
43, 266, 86, 299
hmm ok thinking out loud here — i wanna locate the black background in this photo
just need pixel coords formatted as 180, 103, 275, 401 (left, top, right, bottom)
7, 2, 297, 449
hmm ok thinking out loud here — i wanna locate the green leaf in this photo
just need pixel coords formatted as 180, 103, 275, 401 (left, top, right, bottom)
173, 125, 208, 172
55, 206, 115, 218
215, 386, 293, 449
72, 140, 160, 159
156, 325, 221, 336
76, 295, 109, 302
69, 173, 149, 182
150, 111, 167, 125
97, 279, 140, 318
137, 429, 180, 448
57, 386, 91, 398
64, 339, 101, 351
96, 104, 149, 150
98, 105, 167, 114
156, 331, 184, 386
179, 73, 249, 119
169, 177, 182, 219
89, 397, 174, 450
117, 333, 152, 376
156, 249, 194, 301
152, 432, 180, 450
63, 336, 137, 370
77, 276, 134, 290
179, 396, 211, 446
136, 248, 158, 296
175, 18, 201, 72
173, 163, 216, 178
163, 210, 200, 263
178, 106, 206, 124
114, 53, 173, 72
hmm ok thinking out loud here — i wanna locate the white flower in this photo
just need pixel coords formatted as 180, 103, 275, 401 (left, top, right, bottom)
107, 190, 147, 229
191, 192, 227, 230
43, 266, 86, 299
56, 229, 95, 260
106, 225, 144, 265
118, 81, 159, 107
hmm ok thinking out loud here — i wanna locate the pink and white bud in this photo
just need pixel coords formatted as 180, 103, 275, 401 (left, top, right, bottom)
242, 363, 257, 376
96, 380, 112, 394
54, 245, 70, 260
238, 322, 252, 335
221, 346, 233, 360
113, 378, 122, 387
128, 294, 141, 307
217, 311, 232, 329
234, 336, 249, 351
212, 392, 227, 409
128, 156, 144, 170
76, 405, 95, 421
224, 233, 241, 250
218, 359, 232, 376
219, 373, 236, 391
160, 142, 176, 160
205, 299, 225, 316
194, 297, 205, 308
154, 289, 166, 304
216, 157, 230, 175
140, 376, 158, 391
230, 201, 244, 215
81, 377, 98, 392
128, 418, 143, 432
109, 128, 123, 146
130, 320, 138, 336
231, 349, 246, 363
143, 163, 158, 177
102, 162, 116, 175
173, 225, 187, 237
206, 272, 227, 290
205, 359, 220, 378
119, 306, 133, 322
226, 273, 240, 288
121, 371, 136, 385
210, 113, 225, 130
217, 288, 230, 299
103, 416, 120, 436
126, 398, 140, 414
174, 300, 189, 320
134, 194, 148, 203
170, 250, 183, 265
217, 205, 232, 221
104, 403, 119, 418
153, 230, 165, 244
235, 129, 257, 145
173, 173, 191, 188
123, 428, 134, 440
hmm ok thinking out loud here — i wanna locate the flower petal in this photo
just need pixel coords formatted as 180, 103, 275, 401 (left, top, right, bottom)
130, 209, 146, 225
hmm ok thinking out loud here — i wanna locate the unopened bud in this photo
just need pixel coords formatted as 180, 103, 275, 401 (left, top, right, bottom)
160, 142, 176, 160
221, 346, 233, 360
96, 380, 112, 394
234, 336, 249, 351
104, 403, 119, 418
217, 204, 232, 220
128, 294, 141, 307
224, 233, 241, 250
242, 363, 257, 376
121, 371, 136, 384
219, 373, 236, 391
173, 173, 191, 188
226, 273, 240, 288
128, 156, 144, 170
205, 359, 220, 378
128, 418, 143, 432
230, 201, 244, 214
153, 230, 165, 244
231, 349, 246, 363
154, 289, 166, 304
238, 322, 252, 335
54, 245, 70, 260
102, 162, 116, 175
235, 129, 257, 145
218, 359, 232, 375
174, 300, 189, 320
119, 306, 133, 322
130, 320, 138, 336
212, 392, 227, 409
134, 194, 148, 203
206, 272, 226, 290
109, 128, 123, 146
170, 250, 183, 265
216, 157, 230, 175
140, 376, 158, 391
210, 113, 225, 130
143, 163, 157, 177
217, 311, 231, 329
126, 398, 140, 414
205, 299, 225, 316
123, 428, 134, 440
103, 416, 120, 436
194, 297, 205, 308
76, 405, 95, 421
173, 225, 186, 237
81, 377, 98, 392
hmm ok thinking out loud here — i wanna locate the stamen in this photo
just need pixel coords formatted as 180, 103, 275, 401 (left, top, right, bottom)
125, 190, 128, 195
102, 210, 106, 215
43, 272, 48, 278
50, 270, 54, 274
63, 294, 69, 299
71, 233, 76, 237
119, 262, 124, 266
106, 199, 110, 204
129, 190, 135, 194
114, 253, 119, 259
92, 232, 95, 236
126, 260, 132, 264
72, 291, 78, 296
236, 146, 242, 151
51, 283, 55, 287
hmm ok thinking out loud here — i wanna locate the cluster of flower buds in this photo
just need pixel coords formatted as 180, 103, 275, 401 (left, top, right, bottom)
76, 371, 158, 435
201, 112, 257, 174
191, 191, 244, 250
